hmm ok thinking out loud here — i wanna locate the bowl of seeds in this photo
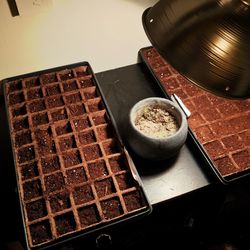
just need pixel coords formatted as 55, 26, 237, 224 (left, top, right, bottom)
127, 97, 188, 161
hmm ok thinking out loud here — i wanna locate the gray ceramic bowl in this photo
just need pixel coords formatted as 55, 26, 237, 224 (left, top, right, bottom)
127, 97, 188, 161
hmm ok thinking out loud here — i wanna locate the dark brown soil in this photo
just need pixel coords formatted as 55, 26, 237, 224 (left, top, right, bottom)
88, 160, 108, 179
28, 100, 46, 113
27, 88, 43, 100
92, 112, 108, 125
29, 220, 52, 245
108, 155, 127, 173
79, 77, 94, 88
116, 173, 134, 191
8, 80, 22, 93
201, 107, 221, 121
44, 173, 65, 193
221, 134, 244, 151
11, 105, 27, 117
83, 87, 98, 100
55, 212, 76, 236
62, 80, 78, 92
203, 140, 226, 159
124, 191, 145, 212
35, 128, 56, 155
41, 73, 57, 84
66, 167, 87, 185
13, 117, 29, 131
34, 126, 52, 138
73, 184, 93, 205
6, 64, 149, 249
24, 77, 40, 88
73, 117, 91, 131
26, 199, 47, 221
68, 104, 86, 117
232, 150, 249, 170
95, 178, 116, 198
41, 156, 60, 174
78, 130, 96, 145
55, 122, 72, 135
100, 197, 123, 219
32, 112, 49, 126
45, 84, 61, 96
103, 140, 119, 155
214, 156, 238, 176
65, 92, 82, 104
18, 146, 35, 164
46, 96, 64, 108
96, 125, 113, 141
15, 130, 32, 147
88, 100, 104, 112
21, 161, 39, 180
192, 125, 214, 144
51, 108, 68, 121
23, 179, 42, 201
78, 205, 100, 227
239, 131, 250, 146
59, 70, 74, 81
75, 67, 88, 77
59, 136, 76, 151
82, 144, 102, 161
49, 192, 71, 213
9, 92, 25, 105
63, 150, 82, 167
155, 66, 172, 78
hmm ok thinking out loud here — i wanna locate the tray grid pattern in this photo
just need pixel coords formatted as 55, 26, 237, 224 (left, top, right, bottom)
141, 47, 250, 182
5, 64, 148, 248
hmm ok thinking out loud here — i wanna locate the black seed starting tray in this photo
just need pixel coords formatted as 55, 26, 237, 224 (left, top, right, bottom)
2, 62, 152, 250
139, 46, 250, 184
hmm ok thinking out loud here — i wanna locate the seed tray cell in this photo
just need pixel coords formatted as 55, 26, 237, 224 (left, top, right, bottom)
32, 112, 49, 126
11, 104, 27, 118
73, 116, 91, 131
91, 110, 109, 125
3, 61, 151, 249
21, 161, 40, 181
49, 191, 71, 213
64, 92, 82, 104
45, 83, 61, 96
24, 77, 40, 88
78, 129, 96, 145
78, 75, 95, 88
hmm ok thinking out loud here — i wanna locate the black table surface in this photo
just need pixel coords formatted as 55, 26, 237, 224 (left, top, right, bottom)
95, 62, 217, 205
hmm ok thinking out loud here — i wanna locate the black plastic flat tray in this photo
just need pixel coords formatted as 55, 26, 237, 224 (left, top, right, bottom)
2, 61, 152, 250
139, 46, 250, 185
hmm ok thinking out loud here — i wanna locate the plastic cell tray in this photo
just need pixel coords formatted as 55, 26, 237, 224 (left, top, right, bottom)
2, 61, 152, 249
139, 46, 250, 184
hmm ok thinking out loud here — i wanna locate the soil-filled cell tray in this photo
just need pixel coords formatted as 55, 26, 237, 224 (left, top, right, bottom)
139, 47, 250, 184
3, 61, 151, 250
